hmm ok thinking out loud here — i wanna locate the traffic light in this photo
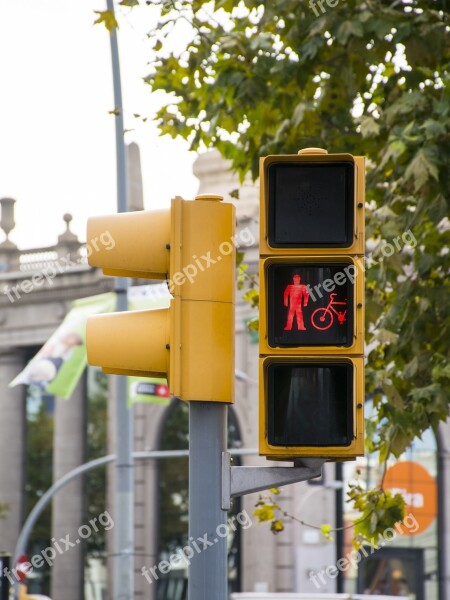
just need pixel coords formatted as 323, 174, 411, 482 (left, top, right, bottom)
86, 195, 235, 403
259, 148, 365, 459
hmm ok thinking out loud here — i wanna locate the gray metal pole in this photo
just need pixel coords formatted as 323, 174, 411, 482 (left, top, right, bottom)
105, 0, 132, 597
112, 350, 132, 600
188, 402, 228, 600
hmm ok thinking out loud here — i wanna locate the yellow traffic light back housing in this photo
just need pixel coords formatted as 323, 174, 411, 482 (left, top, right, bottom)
86, 195, 235, 403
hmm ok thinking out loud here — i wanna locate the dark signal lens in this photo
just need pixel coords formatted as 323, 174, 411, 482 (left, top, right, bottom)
267, 363, 353, 447
268, 162, 354, 247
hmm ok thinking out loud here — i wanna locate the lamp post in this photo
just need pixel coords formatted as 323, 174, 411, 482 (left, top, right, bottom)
105, 1, 133, 597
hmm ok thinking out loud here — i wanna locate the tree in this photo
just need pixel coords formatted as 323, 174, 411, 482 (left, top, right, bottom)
146, 0, 449, 541
102, 0, 450, 541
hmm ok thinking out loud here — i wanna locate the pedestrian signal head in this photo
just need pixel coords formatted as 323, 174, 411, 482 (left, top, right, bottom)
259, 149, 365, 460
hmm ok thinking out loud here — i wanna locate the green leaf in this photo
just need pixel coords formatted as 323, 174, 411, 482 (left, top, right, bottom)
271, 519, 285, 533
404, 356, 419, 378
432, 362, 450, 382
409, 384, 439, 402
243, 288, 259, 309
385, 91, 426, 124
254, 503, 279, 523
428, 194, 448, 224
420, 119, 447, 139
320, 524, 333, 541
390, 427, 414, 458
94, 10, 118, 31
336, 20, 364, 44
380, 140, 407, 168
374, 329, 398, 345
359, 116, 380, 138
301, 35, 323, 61
369, 511, 378, 534
404, 149, 439, 191
292, 102, 307, 127
246, 318, 259, 332
383, 384, 404, 411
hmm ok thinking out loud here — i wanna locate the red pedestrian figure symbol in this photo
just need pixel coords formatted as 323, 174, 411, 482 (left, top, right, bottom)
284, 274, 309, 331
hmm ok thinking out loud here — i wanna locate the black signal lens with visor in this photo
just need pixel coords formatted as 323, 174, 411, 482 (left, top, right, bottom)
267, 362, 353, 447
267, 162, 354, 247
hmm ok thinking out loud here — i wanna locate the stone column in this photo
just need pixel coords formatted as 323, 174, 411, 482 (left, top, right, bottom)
275, 485, 295, 593
292, 466, 337, 594
50, 374, 86, 600
0, 349, 25, 553
127, 142, 144, 212
106, 377, 115, 600
134, 401, 167, 600
107, 385, 167, 600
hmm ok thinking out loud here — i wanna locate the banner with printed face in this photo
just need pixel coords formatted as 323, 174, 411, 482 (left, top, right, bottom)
9, 285, 171, 403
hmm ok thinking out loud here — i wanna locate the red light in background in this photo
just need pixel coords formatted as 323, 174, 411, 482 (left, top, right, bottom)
15, 553, 30, 581
156, 384, 170, 397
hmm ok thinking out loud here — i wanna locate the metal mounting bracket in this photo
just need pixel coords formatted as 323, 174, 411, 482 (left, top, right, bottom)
221, 452, 324, 510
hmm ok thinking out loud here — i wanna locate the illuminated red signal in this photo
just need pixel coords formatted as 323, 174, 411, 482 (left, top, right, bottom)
283, 274, 309, 331
268, 263, 354, 347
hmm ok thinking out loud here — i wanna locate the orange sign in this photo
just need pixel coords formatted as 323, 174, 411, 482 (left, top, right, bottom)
384, 461, 437, 536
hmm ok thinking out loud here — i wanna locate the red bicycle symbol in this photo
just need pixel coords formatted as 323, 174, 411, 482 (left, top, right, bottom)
311, 293, 347, 331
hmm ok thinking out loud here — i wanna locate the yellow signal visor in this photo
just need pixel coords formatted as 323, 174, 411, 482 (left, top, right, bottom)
87, 209, 170, 279
87, 308, 170, 378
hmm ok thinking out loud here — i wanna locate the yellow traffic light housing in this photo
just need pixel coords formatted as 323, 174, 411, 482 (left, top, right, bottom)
259, 149, 365, 459
87, 195, 235, 403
